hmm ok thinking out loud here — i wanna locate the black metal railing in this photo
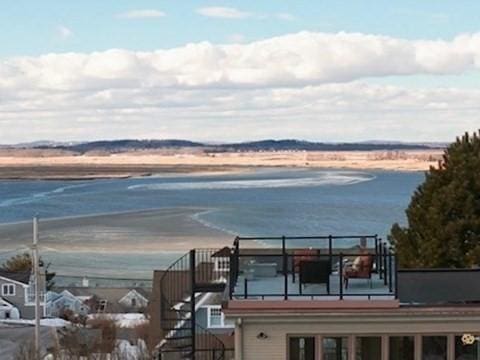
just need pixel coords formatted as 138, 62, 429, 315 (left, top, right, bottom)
195, 323, 227, 360
228, 235, 398, 300
159, 249, 227, 360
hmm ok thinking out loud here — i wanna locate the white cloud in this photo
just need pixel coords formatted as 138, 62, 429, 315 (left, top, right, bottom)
5, 31, 479, 91
57, 25, 73, 40
116, 9, 166, 19
1, 31, 480, 143
196, 7, 251, 19
196, 7, 296, 21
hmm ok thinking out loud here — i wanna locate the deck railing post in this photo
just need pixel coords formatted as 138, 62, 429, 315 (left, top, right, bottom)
383, 243, 388, 286
190, 249, 196, 360
394, 253, 399, 299
328, 235, 333, 258
244, 278, 248, 299
388, 249, 393, 292
374, 234, 379, 273
339, 253, 344, 300
328, 235, 333, 272
229, 251, 234, 300
378, 238, 383, 279
282, 235, 288, 300
235, 237, 240, 286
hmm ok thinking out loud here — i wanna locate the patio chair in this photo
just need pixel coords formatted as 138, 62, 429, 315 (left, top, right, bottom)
343, 254, 374, 289
292, 249, 320, 283
299, 259, 331, 295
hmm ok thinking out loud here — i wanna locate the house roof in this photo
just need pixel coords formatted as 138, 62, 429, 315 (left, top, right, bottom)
0, 269, 31, 285
47, 290, 84, 304
54, 287, 152, 312
132, 287, 151, 300
0, 297, 15, 308
56, 287, 152, 299
212, 247, 231, 258
119, 289, 149, 304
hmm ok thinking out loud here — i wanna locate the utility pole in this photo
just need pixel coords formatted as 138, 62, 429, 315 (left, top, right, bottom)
33, 216, 41, 360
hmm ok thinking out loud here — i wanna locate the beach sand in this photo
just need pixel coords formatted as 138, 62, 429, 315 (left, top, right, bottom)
0, 149, 443, 179
0, 208, 233, 253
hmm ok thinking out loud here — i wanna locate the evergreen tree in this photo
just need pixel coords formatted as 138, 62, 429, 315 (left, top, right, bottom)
390, 130, 480, 268
2, 252, 56, 289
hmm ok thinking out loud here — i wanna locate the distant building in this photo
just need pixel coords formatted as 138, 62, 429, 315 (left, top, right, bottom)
46, 289, 90, 317
0, 268, 46, 320
54, 286, 151, 314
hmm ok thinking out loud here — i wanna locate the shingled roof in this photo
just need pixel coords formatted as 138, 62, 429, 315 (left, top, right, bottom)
0, 269, 31, 285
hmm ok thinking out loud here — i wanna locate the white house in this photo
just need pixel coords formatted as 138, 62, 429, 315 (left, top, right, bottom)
118, 289, 149, 311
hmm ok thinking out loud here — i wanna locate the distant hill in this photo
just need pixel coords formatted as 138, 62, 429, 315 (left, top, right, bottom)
215, 139, 442, 152
43, 139, 205, 153
24, 139, 445, 154
6, 140, 83, 148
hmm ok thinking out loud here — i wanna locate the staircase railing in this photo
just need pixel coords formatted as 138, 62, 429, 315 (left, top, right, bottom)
160, 251, 190, 335
159, 249, 228, 360
195, 323, 226, 360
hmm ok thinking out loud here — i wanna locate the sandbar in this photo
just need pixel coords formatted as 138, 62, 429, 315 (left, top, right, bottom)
0, 208, 233, 253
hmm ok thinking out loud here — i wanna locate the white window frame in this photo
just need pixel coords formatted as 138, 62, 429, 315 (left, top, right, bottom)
1, 283, 15, 296
214, 257, 230, 272
207, 305, 227, 328
25, 284, 45, 305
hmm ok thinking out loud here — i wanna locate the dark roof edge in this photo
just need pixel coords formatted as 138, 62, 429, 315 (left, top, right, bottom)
399, 268, 480, 273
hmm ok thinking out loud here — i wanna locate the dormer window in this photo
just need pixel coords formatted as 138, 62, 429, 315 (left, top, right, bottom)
212, 247, 231, 273
206, 305, 233, 328
1, 284, 15, 296
214, 257, 230, 272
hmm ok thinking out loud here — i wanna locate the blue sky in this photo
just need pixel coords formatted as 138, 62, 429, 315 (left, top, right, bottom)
2, 0, 479, 56
1, 1, 480, 143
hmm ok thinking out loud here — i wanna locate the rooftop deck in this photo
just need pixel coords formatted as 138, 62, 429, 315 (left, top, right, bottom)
227, 235, 397, 301
233, 272, 394, 300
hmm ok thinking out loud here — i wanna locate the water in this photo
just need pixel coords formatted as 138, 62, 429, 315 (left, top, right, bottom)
0, 169, 422, 234
0, 168, 424, 277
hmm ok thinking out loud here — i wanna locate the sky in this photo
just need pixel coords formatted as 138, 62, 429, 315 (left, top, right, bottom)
1, 0, 480, 144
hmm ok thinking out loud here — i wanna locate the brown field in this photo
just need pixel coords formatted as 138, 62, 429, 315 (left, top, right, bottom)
0, 148, 443, 180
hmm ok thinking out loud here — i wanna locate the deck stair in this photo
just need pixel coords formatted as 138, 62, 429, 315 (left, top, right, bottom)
158, 249, 228, 360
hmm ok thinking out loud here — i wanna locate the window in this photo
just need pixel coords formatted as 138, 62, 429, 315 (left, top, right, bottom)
131, 298, 137, 307
389, 336, 414, 360
215, 257, 230, 272
1, 284, 15, 296
26, 284, 45, 303
207, 306, 224, 328
455, 335, 480, 360
289, 337, 315, 360
356, 336, 381, 360
423, 336, 447, 360
323, 337, 348, 360
97, 299, 107, 312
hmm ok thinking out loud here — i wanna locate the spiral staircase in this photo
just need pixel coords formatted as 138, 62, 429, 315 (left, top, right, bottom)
158, 249, 228, 360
